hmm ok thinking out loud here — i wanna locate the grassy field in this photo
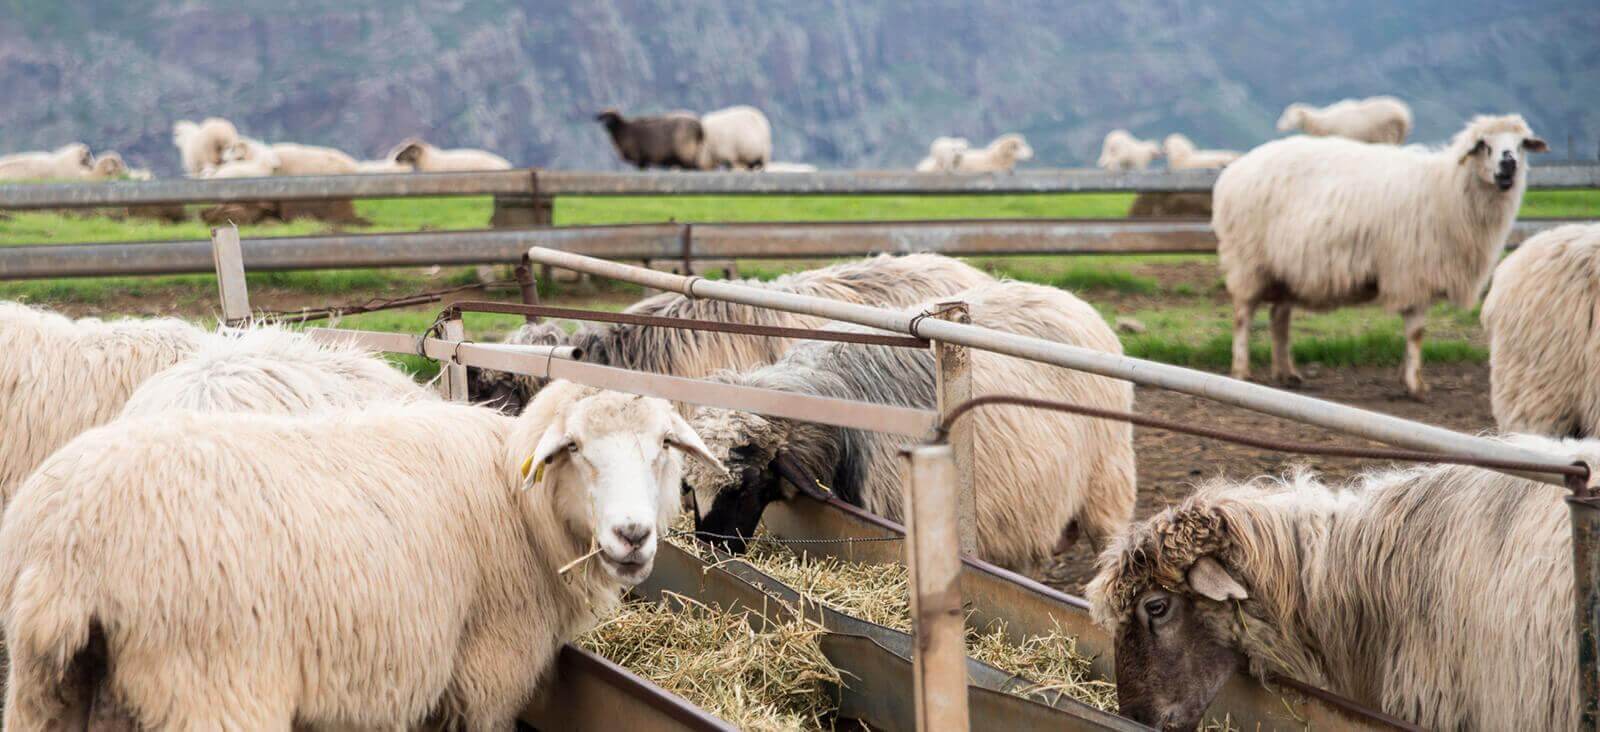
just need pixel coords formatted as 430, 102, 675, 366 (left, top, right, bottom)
1, 188, 1594, 375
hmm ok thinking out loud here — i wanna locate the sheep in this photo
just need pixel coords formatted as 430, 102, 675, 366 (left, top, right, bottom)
172, 117, 239, 176
0, 382, 724, 729
953, 133, 1034, 173
82, 151, 128, 180
354, 158, 415, 173
469, 253, 996, 413
1163, 134, 1240, 170
264, 142, 360, 175
1215, 114, 1547, 397
1098, 130, 1163, 171
0, 302, 206, 511
683, 279, 1136, 570
915, 136, 970, 172
1086, 433, 1592, 731
1481, 223, 1600, 437
763, 162, 817, 173
0, 144, 93, 180
209, 136, 281, 178
595, 108, 703, 170
387, 138, 512, 172
1276, 96, 1413, 144
695, 105, 772, 171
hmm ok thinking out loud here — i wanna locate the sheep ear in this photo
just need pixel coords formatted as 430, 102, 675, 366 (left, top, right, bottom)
529, 421, 573, 471
1460, 139, 1488, 164
1524, 137, 1550, 153
666, 413, 724, 474
1187, 556, 1248, 602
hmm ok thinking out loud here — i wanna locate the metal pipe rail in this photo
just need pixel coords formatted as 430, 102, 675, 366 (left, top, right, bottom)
524, 246, 1578, 486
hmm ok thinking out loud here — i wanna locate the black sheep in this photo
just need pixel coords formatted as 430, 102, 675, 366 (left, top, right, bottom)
595, 108, 703, 170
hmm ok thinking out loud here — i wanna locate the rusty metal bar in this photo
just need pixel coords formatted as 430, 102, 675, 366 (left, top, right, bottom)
520, 645, 736, 731
0, 171, 533, 210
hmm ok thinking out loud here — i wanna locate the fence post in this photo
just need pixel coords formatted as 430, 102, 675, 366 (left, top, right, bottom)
1570, 480, 1600, 730
931, 302, 978, 557
902, 443, 970, 732
441, 315, 469, 402
210, 225, 251, 325
515, 254, 540, 320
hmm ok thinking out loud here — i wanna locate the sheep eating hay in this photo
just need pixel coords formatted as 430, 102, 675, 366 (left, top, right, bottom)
1276, 96, 1413, 144
1214, 114, 1546, 397
684, 279, 1136, 570
1481, 223, 1600, 437
1087, 433, 1592, 731
0, 383, 723, 728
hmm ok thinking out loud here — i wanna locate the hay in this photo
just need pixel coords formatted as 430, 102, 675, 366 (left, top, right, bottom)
577, 591, 842, 731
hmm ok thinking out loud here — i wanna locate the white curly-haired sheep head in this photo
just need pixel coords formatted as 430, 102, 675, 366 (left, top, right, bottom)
1452, 114, 1547, 192
995, 133, 1034, 163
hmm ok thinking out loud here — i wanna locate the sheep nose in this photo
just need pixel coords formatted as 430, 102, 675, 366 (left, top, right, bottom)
613, 523, 654, 551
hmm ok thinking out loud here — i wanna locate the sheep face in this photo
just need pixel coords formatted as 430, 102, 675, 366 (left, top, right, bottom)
91, 154, 126, 179
393, 141, 427, 166
681, 407, 795, 553
524, 391, 722, 585
1275, 105, 1309, 132
1455, 116, 1547, 192
595, 109, 624, 131
999, 135, 1033, 163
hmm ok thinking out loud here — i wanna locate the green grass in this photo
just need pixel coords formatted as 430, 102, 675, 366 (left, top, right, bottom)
1520, 189, 1600, 218
554, 193, 1139, 225
1124, 331, 1485, 371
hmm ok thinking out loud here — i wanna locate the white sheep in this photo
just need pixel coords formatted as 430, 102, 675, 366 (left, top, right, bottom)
1087, 433, 1592, 731
763, 162, 817, 173
696, 105, 773, 170
209, 136, 281, 178
915, 136, 970, 172
0, 144, 93, 181
0, 382, 724, 728
263, 142, 360, 175
1276, 96, 1413, 144
392, 138, 513, 171
1214, 114, 1546, 397
354, 158, 415, 173
1163, 134, 1240, 170
1098, 130, 1162, 171
952, 133, 1034, 173
172, 117, 239, 176
82, 151, 128, 180
1481, 223, 1600, 437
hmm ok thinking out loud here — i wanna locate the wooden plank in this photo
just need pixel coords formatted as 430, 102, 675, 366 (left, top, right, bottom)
210, 226, 250, 323
903, 445, 970, 731
441, 317, 468, 401
930, 301, 977, 557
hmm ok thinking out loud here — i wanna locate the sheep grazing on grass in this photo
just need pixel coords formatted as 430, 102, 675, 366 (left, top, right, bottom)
1481, 223, 1600, 437
915, 136, 970, 172
953, 133, 1034, 173
696, 105, 772, 170
263, 142, 360, 175
1098, 130, 1162, 171
1215, 114, 1547, 397
0, 144, 93, 180
1276, 96, 1412, 144
0, 382, 723, 729
1163, 134, 1239, 170
392, 138, 513, 171
684, 280, 1135, 570
1087, 434, 1592, 731
596, 108, 703, 170
470, 253, 995, 413
172, 117, 239, 176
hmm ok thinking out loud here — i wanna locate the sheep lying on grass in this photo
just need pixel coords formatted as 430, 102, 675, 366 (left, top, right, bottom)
1088, 433, 1591, 731
0, 382, 723, 728
596, 108, 704, 170
264, 142, 360, 175
1098, 130, 1162, 171
0, 144, 94, 180
1215, 114, 1545, 397
953, 133, 1034, 173
696, 105, 772, 170
392, 138, 513, 171
1276, 96, 1412, 144
684, 279, 1135, 569
173, 117, 239, 176
915, 136, 970, 172
1481, 223, 1600, 437
1162, 134, 1239, 170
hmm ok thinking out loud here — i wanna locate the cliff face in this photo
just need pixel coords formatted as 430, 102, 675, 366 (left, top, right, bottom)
3, 0, 1595, 175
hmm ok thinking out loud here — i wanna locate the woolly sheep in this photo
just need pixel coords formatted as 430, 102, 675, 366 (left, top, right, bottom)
0, 144, 93, 181
1276, 96, 1413, 144
264, 142, 360, 175
0, 383, 724, 728
1098, 130, 1163, 171
1163, 134, 1239, 170
83, 151, 128, 180
1087, 433, 1592, 730
915, 137, 970, 172
354, 158, 415, 173
209, 137, 281, 178
391, 138, 513, 172
696, 105, 772, 170
953, 133, 1034, 173
596, 109, 703, 170
1481, 223, 1600, 437
1215, 114, 1547, 396
684, 280, 1136, 569
469, 253, 995, 413
172, 117, 239, 176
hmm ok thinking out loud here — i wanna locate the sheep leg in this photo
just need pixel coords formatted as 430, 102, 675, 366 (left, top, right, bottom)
1231, 300, 1258, 381
1401, 307, 1429, 399
1269, 303, 1302, 385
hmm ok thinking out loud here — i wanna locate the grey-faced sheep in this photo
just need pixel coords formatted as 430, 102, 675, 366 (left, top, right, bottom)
0, 382, 724, 729
172, 117, 239, 176
1163, 134, 1240, 170
83, 151, 128, 180
1098, 130, 1163, 171
1087, 433, 1591, 731
1215, 114, 1547, 397
595, 108, 703, 170
696, 105, 772, 170
469, 253, 995, 413
1481, 223, 1600, 437
0, 144, 93, 181
1276, 96, 1413, 145
392, 138, 513, 171
915, 136, 970, 172
683, 279, 1136, 570
262, 142, 360, 175
953, 133, 1034, 173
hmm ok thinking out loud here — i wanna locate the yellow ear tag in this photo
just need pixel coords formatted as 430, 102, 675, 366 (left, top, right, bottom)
532, 462, 546, 485
520, 455, 535, 479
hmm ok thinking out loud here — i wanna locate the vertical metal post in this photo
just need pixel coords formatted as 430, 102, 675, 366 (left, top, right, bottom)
902, 444, 970, 732
441, 316, 469, 402
210, 225, 251, 325
515, 255, 540, 321
1569, 472, 1600, 730
931, 302, 977, 557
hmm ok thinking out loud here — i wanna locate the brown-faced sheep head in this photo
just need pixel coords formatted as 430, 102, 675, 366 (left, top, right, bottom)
680, 407, 827, 553
1453, 115, 1547, 192
392, 139, 428, 166
595, 108, 624, 130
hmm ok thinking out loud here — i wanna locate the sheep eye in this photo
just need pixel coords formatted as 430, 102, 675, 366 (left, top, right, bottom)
1143, 597, 1170, 620
566, 442, 579, 453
